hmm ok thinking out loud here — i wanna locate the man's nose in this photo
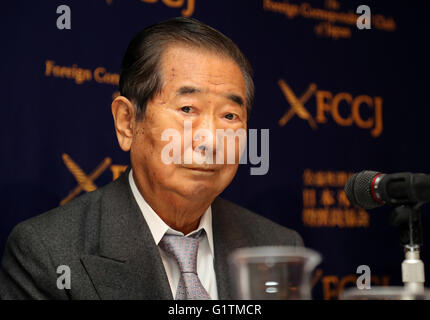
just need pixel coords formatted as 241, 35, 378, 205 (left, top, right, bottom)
193, 116, 216, 155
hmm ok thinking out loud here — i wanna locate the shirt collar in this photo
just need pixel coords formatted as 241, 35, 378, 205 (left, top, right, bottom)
128, 169, 214, 255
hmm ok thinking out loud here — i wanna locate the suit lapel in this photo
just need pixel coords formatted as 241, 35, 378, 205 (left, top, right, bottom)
79, 170, 250, 300
212, 198, 251, 300
80, 168, 172, 300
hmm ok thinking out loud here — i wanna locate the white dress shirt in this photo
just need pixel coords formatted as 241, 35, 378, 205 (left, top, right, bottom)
128, 170, 218, 299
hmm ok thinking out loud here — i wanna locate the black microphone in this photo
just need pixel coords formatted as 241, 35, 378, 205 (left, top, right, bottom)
344, 171, 430, 209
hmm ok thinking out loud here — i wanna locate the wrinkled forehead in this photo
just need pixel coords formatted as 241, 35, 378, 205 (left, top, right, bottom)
159, 44, 246, 96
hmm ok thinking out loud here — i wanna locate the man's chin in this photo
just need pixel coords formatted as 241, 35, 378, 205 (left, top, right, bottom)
173, 181, 221, 200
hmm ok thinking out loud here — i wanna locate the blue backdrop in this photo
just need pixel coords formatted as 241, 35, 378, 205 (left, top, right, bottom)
1, 0, 429, 299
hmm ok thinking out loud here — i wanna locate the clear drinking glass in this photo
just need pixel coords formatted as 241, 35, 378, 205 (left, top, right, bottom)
341, 286, 430, 300
229, 246, 322, 300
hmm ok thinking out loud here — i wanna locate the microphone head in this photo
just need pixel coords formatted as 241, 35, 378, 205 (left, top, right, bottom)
344, 171, 382, 209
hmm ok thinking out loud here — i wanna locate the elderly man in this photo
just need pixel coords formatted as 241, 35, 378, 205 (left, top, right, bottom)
0, 17, 302, 300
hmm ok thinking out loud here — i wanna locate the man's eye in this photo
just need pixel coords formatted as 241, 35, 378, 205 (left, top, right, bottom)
225, 113, 237, 120
181, 106, 193, 113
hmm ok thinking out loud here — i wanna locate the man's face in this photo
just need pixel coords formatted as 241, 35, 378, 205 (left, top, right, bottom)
130, 45, 247, 201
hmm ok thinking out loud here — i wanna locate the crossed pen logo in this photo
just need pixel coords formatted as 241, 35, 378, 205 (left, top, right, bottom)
278, 79, 318, 129
60, 153, 112, 205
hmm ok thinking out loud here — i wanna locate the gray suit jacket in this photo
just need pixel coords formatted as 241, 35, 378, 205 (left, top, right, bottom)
0, 170, 303, 300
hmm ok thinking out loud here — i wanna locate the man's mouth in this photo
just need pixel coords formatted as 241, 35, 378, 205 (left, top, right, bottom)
179, 164, 219, 172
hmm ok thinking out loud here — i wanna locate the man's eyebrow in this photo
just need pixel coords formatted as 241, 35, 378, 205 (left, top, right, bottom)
176, 86, 245, 108
225, 93, 245, 108
176, 86, 202, 96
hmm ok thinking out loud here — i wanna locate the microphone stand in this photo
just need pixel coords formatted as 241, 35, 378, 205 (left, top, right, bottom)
390, 203, 425, 292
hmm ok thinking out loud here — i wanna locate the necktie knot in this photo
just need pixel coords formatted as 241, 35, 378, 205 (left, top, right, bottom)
159, 229, 204, 274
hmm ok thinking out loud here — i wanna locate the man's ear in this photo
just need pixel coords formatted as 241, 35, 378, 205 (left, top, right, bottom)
111, 96, 136, 151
